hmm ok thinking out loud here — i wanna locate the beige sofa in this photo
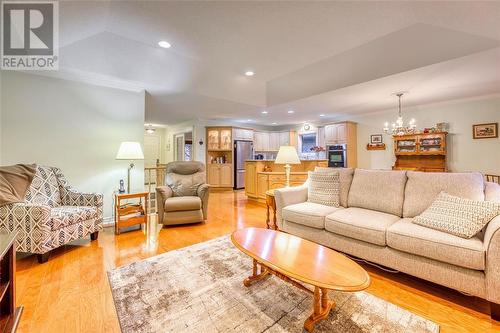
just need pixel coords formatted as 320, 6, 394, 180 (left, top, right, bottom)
156, 161, 210, 225
274, 168, 500, 320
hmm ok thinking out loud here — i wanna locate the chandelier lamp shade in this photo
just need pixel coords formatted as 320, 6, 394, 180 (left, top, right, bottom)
383, 92, 416, 136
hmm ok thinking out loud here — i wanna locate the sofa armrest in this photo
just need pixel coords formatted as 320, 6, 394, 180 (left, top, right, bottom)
197, 184, 210, 219
274, 182, 309, 228
156, 186, 173, 223
0, 203, 52, 253
485, 215, 500, 303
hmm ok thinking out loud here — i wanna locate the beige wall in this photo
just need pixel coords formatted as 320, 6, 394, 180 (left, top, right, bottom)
349, 96, 500, 174
1, 72, 145, 220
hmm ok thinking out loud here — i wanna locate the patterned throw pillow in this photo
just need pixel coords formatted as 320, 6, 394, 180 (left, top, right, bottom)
413, 191, 500, 238
307, 171, 340, 207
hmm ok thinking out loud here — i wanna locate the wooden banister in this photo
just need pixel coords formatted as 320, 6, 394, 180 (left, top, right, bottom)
486, 174, 500, 184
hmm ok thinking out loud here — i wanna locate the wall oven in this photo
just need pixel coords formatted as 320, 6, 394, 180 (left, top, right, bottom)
327, 144, 347, 167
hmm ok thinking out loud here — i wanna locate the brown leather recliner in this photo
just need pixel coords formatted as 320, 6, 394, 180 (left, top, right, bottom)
156, 161, 209, 225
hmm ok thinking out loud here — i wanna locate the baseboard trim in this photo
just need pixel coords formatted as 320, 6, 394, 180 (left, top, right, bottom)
103, 217, 114, 227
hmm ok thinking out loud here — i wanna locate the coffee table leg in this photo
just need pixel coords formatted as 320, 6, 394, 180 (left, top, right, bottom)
243, 259, 270, 287
304, 287, 335, 332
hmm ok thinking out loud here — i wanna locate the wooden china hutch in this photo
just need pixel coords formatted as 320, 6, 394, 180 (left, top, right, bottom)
392, 132, 448, 172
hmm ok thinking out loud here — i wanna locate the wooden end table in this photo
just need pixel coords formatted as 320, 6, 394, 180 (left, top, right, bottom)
265, 189, 278, 230
114, 192, 148, 235
0, 232, 22, 332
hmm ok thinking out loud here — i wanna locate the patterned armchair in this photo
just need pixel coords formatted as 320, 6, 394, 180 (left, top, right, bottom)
0, 165, 103, 263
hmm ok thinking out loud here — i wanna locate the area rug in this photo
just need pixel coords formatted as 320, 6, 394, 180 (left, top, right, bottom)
108, 236, 439, 333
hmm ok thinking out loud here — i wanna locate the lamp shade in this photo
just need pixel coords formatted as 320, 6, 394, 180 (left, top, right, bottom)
275, 146, 301, 164
116, 142, 144, 160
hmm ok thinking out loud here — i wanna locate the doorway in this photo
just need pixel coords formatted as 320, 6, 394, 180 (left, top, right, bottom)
174, 131, 193, 161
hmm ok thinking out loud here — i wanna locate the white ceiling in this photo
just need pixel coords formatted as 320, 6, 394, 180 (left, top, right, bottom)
48, 1, 500, 126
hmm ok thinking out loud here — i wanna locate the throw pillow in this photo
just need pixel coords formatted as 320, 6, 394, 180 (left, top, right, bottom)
413, 191, 500, 238
314, 167, 354, 208
307, 171, 340, 207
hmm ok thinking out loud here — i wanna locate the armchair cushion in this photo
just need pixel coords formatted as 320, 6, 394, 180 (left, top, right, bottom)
165, 196, 201, 212
167, 173, 205, 197
50, 206, 98, 230
25, 165, 62, 207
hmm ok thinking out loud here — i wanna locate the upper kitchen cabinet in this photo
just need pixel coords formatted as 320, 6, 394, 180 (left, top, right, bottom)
207, 127, 232, 151
324, 122, 356, 145
254, 131, 269, 151
233, 128, 254, 141
269, 132, 280, 151
254, 130, 297, 151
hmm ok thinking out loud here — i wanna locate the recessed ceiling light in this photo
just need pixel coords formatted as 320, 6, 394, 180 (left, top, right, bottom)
319, 114, 325, 117
158, 41, 171, 48
272, 122, 277, 125
246, 119, 253, 122
245, 71, 255, 76
261, 110, 268, 114
287, 110, 294, 114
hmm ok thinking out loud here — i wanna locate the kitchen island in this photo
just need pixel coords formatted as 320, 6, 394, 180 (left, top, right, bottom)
245, 159, 327, 202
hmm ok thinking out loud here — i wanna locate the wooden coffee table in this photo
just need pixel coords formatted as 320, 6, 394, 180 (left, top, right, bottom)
231, 227, 370, 332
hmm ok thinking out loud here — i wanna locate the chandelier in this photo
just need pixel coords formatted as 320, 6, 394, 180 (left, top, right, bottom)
383, 93, 416, 136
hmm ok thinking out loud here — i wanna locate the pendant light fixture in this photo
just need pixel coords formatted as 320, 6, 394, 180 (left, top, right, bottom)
383, 92, 416, 136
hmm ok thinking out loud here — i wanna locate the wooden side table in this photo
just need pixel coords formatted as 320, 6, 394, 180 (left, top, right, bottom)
115, 192, 148, 235
0, 232, 22, 332
265, 190, 278, 230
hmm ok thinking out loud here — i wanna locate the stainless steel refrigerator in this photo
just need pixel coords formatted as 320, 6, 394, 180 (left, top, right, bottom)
234, 140, 253, 189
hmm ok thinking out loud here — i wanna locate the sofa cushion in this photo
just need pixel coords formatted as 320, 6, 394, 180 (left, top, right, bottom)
485, 182, 500, 203
50, 206, 97, 230
387, 218, 485, 270
165, 196, 201, 212
347, 169, 407, 216
307, 171, 340, 207
314, 167, 354, 207
282, 202, 341, 229
325, 207, 400, 246
403, 171, 485, 218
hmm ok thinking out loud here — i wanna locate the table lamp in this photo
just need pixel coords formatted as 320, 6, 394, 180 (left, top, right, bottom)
275, 146, 301, 187
116, 141, 144, 193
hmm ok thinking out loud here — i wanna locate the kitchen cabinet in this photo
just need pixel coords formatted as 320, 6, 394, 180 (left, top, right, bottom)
245, 162, 257, 196
254, 130, 297, 151
233, 128, 254, 141
207, 164, 233, 187
324, 122, 357, 167
219, 164, 232, 187
207, 127, 232, 150
279, 132, 291, 146
254, 131, 269, 151
269, 132, 280, 151
245, 160, 327, 202
325, 123, 349, 144
325, 123, 347, 144
317, 126, 326, 148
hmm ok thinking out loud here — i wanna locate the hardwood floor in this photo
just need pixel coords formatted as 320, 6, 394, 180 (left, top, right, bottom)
15, 190, 500, 333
